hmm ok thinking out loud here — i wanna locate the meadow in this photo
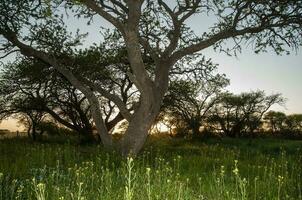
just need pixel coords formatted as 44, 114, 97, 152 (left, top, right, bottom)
0, 136, 301, 200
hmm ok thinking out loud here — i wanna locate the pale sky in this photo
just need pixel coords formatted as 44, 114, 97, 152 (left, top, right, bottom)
0, 4, 301, 131
203, 48, 302, 114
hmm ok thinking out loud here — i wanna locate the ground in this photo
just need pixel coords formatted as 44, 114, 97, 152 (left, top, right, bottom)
0, 135, 301, 200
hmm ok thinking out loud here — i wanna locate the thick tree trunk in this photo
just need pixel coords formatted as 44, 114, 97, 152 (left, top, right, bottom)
189, 118, 201, 139
119, 112, 157, 156
192, 125, 201, 139
118, 96, 161, 156
79, 127, 96, 143
119, 120, 150, 156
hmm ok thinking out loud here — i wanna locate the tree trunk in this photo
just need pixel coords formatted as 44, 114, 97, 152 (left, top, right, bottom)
192, 125, 201, 139
27, 126, 31, 138
118, 97, 161, 156
189, 118, 201, 139
86, 93, 113, 148
32, 122, 37, 141
79, 127, 96, 143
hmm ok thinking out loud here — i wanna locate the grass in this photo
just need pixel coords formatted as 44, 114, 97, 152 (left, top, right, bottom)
0, 136, 301, 200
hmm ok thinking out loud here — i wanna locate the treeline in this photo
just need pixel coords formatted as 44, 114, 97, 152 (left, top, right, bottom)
161, 85, 302, 139
263, 111, 302, 138
161, 87, 302, 139
0, 48, 300, 141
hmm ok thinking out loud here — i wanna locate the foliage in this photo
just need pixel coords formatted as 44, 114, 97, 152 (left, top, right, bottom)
264, 111, 302, 138
207, 91, 284, 137
264, 111, 288, 133
162, 60, 229, 137
285, 114, 302, 132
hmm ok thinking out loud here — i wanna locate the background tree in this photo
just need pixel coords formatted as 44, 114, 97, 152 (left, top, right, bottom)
162, 59, 229, 138
285, 114, 302, 135
208, 91, 284, 137
0, 0, 301, 155
0, 47, 139, 140
263, 111, 287, 134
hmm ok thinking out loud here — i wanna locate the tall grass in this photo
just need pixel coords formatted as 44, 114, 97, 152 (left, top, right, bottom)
0, 137, 301, 199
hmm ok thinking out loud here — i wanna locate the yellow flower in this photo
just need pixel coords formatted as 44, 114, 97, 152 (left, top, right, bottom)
232, 168, 239, 175
278, 175, 284, 183
220, 165, 225, 177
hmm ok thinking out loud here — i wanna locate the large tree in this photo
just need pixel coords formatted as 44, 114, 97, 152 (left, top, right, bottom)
0, 46, 137, 140
0, 0, 301, 155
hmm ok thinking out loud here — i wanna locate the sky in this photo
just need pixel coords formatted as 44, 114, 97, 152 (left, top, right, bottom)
0, 3, 301, 131
186, 12, 302, 114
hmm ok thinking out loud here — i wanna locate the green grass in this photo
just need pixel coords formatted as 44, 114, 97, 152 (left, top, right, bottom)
0, 136, 301, 200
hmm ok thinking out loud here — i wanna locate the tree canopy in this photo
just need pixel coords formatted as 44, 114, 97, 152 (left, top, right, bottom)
208, 91, 284, 137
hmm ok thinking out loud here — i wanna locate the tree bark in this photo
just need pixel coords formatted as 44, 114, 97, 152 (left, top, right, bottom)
118, 104, 158, 156
32, 122, 37, 141
192, 124, 201, 139
118, 85, 164, 156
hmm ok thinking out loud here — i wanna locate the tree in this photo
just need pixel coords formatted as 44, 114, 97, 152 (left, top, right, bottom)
0, 49, 135, 140
162, 60, 229, 138
208, 91, 284, 137
264, 112, 302, 137
263, 111, 287, 133
0, 60, 95, 140
0, 0, 301, 155
285, 114, 302, 133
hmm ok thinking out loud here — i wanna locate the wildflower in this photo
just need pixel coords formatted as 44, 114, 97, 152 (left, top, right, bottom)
233, 160, 239, 176
233, 168, 239, 176
220, 165, 225, 177
37, 182, 46, 191
278, 175, 284, 183
16, 184, 24, 195
127, 157, 134, 163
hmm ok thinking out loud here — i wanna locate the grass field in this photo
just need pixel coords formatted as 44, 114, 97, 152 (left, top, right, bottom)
0, 136, 301, 200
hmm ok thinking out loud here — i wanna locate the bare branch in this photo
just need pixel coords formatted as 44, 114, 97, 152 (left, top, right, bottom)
81, 0, 125, 35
